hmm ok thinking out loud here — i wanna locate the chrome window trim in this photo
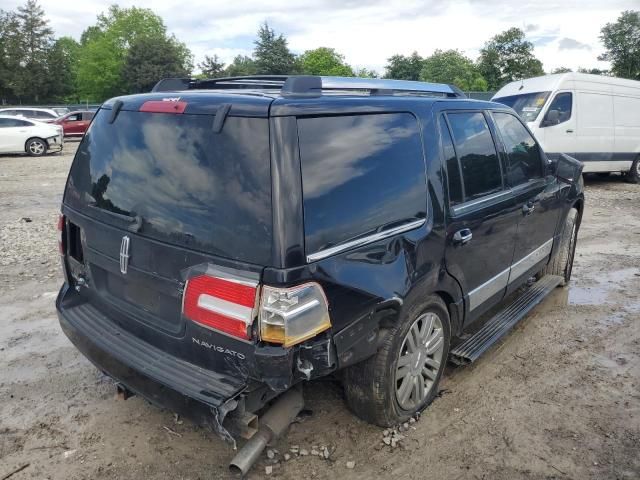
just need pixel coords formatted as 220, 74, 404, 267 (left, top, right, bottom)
451, 189, 512, 217
306, 219, 426, 263
509, 239, 553, 281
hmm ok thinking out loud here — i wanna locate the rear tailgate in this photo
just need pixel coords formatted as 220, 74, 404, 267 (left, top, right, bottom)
61, 93, 273, 380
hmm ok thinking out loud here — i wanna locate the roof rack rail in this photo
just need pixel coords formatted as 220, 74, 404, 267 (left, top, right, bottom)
151, 75, 466, 98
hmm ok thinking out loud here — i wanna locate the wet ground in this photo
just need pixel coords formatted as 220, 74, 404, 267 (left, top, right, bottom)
1, 143, 639, 479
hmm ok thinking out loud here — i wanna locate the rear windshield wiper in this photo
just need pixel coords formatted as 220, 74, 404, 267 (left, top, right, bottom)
87, 204, 144, 232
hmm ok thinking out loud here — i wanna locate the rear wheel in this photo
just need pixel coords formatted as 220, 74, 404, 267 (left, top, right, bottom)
628, 156, 640, 184
541, 208, 579, 285
343, 296, 450, 426
26, 138, 47, 157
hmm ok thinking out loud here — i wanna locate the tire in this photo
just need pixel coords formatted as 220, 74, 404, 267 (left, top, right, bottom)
26, 138, 47, 157
343, 295, 450, 427
628, 156, 640, 184
541, 208, 579, 286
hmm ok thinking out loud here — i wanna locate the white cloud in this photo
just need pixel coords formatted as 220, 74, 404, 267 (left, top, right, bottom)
3, 0, 634, 75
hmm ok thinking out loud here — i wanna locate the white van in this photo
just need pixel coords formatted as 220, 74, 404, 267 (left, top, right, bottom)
492, 73, 640, 182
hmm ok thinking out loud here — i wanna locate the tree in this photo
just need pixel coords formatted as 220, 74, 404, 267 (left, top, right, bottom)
77, 6, 190, 101
47, 36, 80, 101
477, 27, 545, 89
253, 22, 297, 75
225, 55, 256, 76
577, 67, 610, 75
384, 51, 424, 80
198, 54, 225, 77
298, 47, 354, 76
122, 35, 191, 93
599, 10, 640, 80
420, 49, 488, 91
551, 67, 572, 74
14, 0, 53, 102
354, 67, 378, 78
0, 10, 21, 103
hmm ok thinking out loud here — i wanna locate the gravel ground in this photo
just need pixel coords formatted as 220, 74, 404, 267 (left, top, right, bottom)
1, 142, 639, 480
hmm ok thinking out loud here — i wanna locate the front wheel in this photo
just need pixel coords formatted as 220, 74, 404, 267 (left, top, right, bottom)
26, 138, 47, 157
343, 296, 450, 427
541, 208, 579, 285
628, 156, 640, 184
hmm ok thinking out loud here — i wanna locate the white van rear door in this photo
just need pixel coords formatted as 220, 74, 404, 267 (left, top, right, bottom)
575, 91, 615, 163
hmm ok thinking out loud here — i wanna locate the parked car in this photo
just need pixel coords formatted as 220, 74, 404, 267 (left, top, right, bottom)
0, 114, 63, 156
493, 72, 640, 182
0, 107, 60, 123
56, 76, 584, 474
53, 110, 95, 137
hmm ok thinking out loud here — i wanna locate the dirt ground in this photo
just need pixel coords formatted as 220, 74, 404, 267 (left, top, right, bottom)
1, 142, 639, 480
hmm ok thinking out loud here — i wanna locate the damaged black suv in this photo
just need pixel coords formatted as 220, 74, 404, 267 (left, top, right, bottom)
56, 75, 584, 472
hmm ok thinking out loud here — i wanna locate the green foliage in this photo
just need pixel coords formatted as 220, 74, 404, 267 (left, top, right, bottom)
0, 10, 21, 102
198, 54, 225, 77
299, 47, 354, 76
599, 10, 640, 80
253, 22, 297, 75
77, 5, 191, 101
354, 67, 378, 78
477, 27, 544, 90
384, 52, 424, 80
420, 49, 488, 91
224, 55, 257, 76
551, 67, 572, 74
122, 35, 191, 93
47, 37, 80, 101
577, 67, 610, 75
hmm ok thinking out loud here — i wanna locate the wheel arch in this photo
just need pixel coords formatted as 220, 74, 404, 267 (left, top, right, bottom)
24, 136, 47, 153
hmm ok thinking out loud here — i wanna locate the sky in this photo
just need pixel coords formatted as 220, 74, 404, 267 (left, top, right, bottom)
5, 0, 637, 75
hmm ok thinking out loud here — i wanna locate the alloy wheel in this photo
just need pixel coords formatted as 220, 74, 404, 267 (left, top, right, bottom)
395, 312, 445, 411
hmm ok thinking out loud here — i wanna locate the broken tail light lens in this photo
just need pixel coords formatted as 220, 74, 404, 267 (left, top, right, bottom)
259, 283, 331, 347
183, 274, 258, 340
57, 213, 65, 254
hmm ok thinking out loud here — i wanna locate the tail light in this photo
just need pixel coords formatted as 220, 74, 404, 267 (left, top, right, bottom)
259, 283, 331, 347
183, 274, 258, 340
57, 214, 65, 255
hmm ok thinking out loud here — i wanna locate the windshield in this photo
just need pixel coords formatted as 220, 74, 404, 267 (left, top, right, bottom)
492, 91, 551, 123
64, 108, 272, 264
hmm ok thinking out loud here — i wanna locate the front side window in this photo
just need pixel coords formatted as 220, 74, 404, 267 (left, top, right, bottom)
68, 113, 82, 121
492, 91, 551, 123
541, 92, 572, 127
298, 113, 426, 254
446, 112, 502, 200
493, 112, 543, 186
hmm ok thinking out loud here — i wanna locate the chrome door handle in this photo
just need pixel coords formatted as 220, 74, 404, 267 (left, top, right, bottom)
453, 229, 473, 245
566, 129, 574, 133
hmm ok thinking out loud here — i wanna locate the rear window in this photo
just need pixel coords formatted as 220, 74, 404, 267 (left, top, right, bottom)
298, 113, 426, 254
65, 109, 272, 264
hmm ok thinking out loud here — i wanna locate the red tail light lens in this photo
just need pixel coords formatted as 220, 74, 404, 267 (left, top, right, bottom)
139, 100, 187, 114
57, 214, 65, 254
183, 274, 258, 340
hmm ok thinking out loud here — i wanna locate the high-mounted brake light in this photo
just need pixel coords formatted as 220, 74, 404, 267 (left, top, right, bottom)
259, 283, 331, 347
183, 274, 258, 340
139, 100, 187, 114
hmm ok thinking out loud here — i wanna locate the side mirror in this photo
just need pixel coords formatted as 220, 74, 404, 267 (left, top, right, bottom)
555, 153, 583, 184
540, 109, 560, 127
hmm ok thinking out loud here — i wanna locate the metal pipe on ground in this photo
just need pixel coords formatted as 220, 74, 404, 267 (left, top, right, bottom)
229, 386, 304, 476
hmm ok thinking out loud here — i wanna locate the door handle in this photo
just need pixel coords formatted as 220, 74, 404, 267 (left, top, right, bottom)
566, 129, 574, 133
453, 228, 473, 245
522, 201, 535, 216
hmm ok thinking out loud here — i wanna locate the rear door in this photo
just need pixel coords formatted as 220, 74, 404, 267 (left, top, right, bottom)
491, 111, 563, 286
441, 110, 518, 321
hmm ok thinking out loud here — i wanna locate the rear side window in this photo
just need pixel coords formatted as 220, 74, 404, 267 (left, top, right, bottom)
446, 112, 502, 200
439, 117, 463, 205
493, 112, 542, 186
298, 113, 426, 254
65, 109, 272, 264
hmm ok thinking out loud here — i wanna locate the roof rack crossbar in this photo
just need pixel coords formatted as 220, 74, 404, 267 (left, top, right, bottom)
151, 75, 466, 98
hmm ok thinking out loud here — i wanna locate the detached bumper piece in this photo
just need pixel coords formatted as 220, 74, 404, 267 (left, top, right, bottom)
57, 287, 246, 443
450, 274, 563, 364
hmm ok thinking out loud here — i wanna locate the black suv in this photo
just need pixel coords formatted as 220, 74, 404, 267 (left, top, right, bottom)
56, 75, 584, 468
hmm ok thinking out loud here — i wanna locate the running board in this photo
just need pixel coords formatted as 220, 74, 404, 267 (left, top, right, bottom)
450, 275, 563, 365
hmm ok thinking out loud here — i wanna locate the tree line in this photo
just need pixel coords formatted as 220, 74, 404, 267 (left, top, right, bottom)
1, 1, 639, 105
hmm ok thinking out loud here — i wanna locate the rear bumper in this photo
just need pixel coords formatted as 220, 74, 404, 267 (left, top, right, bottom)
56, 284, 247, 441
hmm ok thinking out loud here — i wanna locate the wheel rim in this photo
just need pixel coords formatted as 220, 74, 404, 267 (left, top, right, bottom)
395, 312, 444, 411
635, 160, 640, 176
29, 141, 44, 154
